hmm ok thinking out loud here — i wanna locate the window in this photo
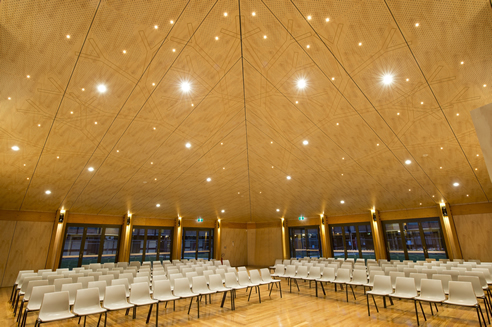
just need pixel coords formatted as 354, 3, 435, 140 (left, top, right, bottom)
383, 218, 448, 261
182, 228, 214, 260
289, 226, 322, 259
329, 223, 375, 259
130, 227, 174, 263
60, 224, 121, 269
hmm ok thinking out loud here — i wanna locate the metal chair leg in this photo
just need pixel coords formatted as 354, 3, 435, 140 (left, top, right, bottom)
419, 301, 427, 321
414, 300, 420, 326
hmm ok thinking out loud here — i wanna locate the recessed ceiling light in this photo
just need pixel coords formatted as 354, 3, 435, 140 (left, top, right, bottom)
340, 200, 345, 204
180, 81, 191, 93
453, 182, 459, 187
252, 12, 256, 16
153, 127, 156, 130
331, 77, 335, 80
38, 124, 41, 127
415, 23, 419, 27
302, 140, 308, 145
456, 113, 459, 116
221, 142, 223, 145
440, 147, 443, 150
206, 177, 211, 182
152, 83, 155, 86
27, 177, 29, 180
88, 167, 94, 172
295, 101, 298, 104
397, 112, 400, 115
406, 78, 409, 82
358, 42, 362, 46
432, 195, 435, 197
270, 141, 273, 144
224, 12, 228, 17
382, 74, 394, 85
420, 203, 422, 205
155, 178, 157, 181
341, 173, 343, 176
221, 209, 225, 213
466, 194, 469, 197
154, 25, 158, 29
276, 209, 280, 212
336, 123, 339, 125
377, 143, 379, 146
475, 168, 478, 170
306, 45, 310, 49
477, 154, 480, 157
94, 122, 97, 125
325, 18, 330, 22
151, 162, 153, 164
409, 189, 411, 191
66, 35, 71, 39
156, 204, 160, 207
263, 35, 267, 39
342, 157, 345, 160
223, 167, 225, 169
286, 176, 291, 180
97, 84, 107, 93
11, 146, 19, 151
122, 50, 126, 54
191, 103, 194, 106
27, 75, 30, 78
45, 190, 51, 194
440, 167, 442, 169
172, 49, 176, 52
170, 20, 174, 24
215, 36, 219, 40
297, 78, 307, 89
238, 192, 240, 194
272, 166, 274, 168
484, 84, 487, 87
81, 88, 85, 91
405, 160, 411, 165
57, 156, 59, 159
185, 142, 191, 148
307, 15, 312, 20
8, 97, 11, 100
421, 101, 424, 105
23, 164, 26, 166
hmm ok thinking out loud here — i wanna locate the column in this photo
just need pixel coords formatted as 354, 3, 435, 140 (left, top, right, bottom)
320, 214, 329, 258
215, 219, 221, 260
172, 216, 182, 260
439, 202, 462, 260
46, 209, 67, 270
118, 213, 132, 262
371, 209, 387, 260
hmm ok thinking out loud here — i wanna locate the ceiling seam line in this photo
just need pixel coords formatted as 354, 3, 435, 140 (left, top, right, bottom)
275, 0, 447, 203
244, 57, 409, 210
238, 0, 253, 222
381, 0, 489, 201
18, 0, 102, 210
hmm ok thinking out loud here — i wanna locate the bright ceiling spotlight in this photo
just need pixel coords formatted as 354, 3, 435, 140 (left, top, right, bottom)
206, 177, 212, 182
45, 190, 51, 194
302, 140, 309, 145
382, 74, 394, 85
340, 200, 345, 204
97, 84, 107, 93
185, 142, 191, 148
11, 146, 20, 151
297, 78, 307, 89
276, 209, 280, 212
405, 160, 411, 165
88, 167, 94, 172
156, 204, 161, 207
453, 182, 459, 187
221, 209, 225, 213
180, 81, 191, 93
286, 176, 291, 180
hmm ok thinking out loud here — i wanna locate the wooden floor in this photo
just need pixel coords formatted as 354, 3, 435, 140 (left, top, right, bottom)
1, 278, 484, 326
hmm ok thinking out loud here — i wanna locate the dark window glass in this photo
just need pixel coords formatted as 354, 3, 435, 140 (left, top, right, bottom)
289, 226, 322, 259
130, 227, 174, 263
329, 223, 374, 260
181, 229, 214, 260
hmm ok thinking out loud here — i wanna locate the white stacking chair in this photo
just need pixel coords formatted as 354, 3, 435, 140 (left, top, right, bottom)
433, 274, 452, 294
111, 279, 130, 297
98, 275, 113, 286
260, 268, 282, 298
73, 288, 107, 327
152, 280, 180, 311
17, 280, 49, 321
129, 282, 158, 324
333, 268, 352, 302
415, 279, 446, 318
458, 276, 491, 324
304, 267, 322, 297
103, 263, 115, 269
69, 273, 84, 283
409, 273, 427, 293
61, 283, 82, 306
34, 291, 75, 326
441, 270, 460, 281
290, 266, 308, 293
46, 275, 64, 286
173, 278, 200, 318
116, 262, 129, 269
317, 267, 336, 296
119, 273, 134, 286
14, 276, 42, 315
102, 285, 134, 315
444, 281, 486, 326
422, 269, 437, 280
270, 259, 283, 270
271, 264, 285, 278
78, 276, 95, 289
363, 271, 385, 293
192, 276, 216, 305
389, 272, 405, 289
366, 275, 394, 316
54, 278, 73, 292
186, 272, 198, 287
209, 274, 234, 310
11, 270, 35, 305
238, 271, 261, 303
403, 268, 418, 277
389, 277, 421, 325
346, 269, 368, 300
224, 272, 247, 310
20, 285, 54, 327
88, 281, 107, 302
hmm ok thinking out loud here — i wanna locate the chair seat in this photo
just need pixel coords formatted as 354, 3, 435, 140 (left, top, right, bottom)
154, 295, 180, 302
228, 285, 247, 290
304, 277, 319, 281
390, 293, 416, 300
130, 298, 158, 306
174, 292, 197, 298
269, 279, 281, 283
39, 312, 75, 322
333, 280, 349, 284
367, 290, 393, 296
197, 290, 216, 295
347, 281, 365, 286
103, 303, 134, 311
73, 307, 107, 315
444, 299, 478, 307
415, 295, 445, 302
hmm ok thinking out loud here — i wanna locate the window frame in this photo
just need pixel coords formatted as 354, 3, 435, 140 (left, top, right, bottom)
130, 226, 174, 263
181, 228, 214, 260
382, 217, 448, 260
288, 225, 322, 259
59, 223, 122, 268
328, 222, 374, 259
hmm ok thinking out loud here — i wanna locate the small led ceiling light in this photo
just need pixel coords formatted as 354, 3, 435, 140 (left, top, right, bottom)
461, 61, 464, 65
415, 23, 419, 27
38, 124, 41, 127
66, 35, 71, 39
409, 189, 411, 191
456, 113, 459, 116
307, 15, 312, 20
295, 101, 298, 104
306, 45, 310, 49
206, 177, 212, 182
215, 36, 219, 40
326, 18, 330, 22
180, 81, 191, 93
421, 101, 424, 105
276, 209, 280, 212
172, 49, 176, 52
297, 78, 307, 89
252, 12, 256, 16
11, 146, 19, 151
122, 50, 126, 54
382, 74, 394, 85
8, 97, 11, 100
221, 209, 225, 213
484, 84, 487, 87
397, 112, 400, 115
302, 140, 309, 145
263, 35, 267, 39
223, 12, 228, 17
453, 182, 460, 187
97, 84, 107, 93
358, 42, 362, 46
340, 200, 345, 204
377, 143, 379, 146
94, 122, 98, 124
405, 160, 411, 165
331, 77, 335, 80
45, 190, 51, 194
27, 75, 30, 78
185, 142, 191, 148
156, 204, 160, 207
81, 88, 85, 91
154, 25, 158, 29
466, 194, 469, 197
170, 20, 174, 24
88, 167, 94, 172
406, 78, 409, 82
286, 176, 291, 180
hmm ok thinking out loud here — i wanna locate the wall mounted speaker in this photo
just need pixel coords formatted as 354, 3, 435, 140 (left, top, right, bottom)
441, 206, 448, 217
372, 213, 377, 221
58, 212, 65, 223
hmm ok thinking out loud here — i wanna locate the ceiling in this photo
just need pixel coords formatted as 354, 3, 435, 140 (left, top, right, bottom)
1, 0, 492, 223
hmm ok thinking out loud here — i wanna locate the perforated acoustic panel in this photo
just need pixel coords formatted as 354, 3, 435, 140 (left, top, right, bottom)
0, 0, 491, 223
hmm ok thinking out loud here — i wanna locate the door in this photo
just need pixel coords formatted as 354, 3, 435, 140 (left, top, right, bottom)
289, 226, 322, 259
182, 228, 214, 260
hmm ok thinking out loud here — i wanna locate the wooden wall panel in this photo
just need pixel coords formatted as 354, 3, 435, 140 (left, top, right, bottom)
380, 207, 441, 221
1, 221, 54, 287
0, 221, 16, 286
247, 229, 256, 266
454, 213, 492, 262
254, 227, 282, 267
220, 228, 248, 267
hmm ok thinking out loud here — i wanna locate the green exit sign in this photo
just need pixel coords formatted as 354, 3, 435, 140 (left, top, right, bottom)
298, 216, 305, 221
197, 218, 203, 222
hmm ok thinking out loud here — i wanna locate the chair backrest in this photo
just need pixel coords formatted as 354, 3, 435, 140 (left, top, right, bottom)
78, 276, 95, 288
389, 272, 405, 286
420, 278, 445, 300
104, 284, 129, 307
260, 268, 273, 282
458, 276, 484, 297
61, 283, 82, 303
111, 279, 129, 294
15, 270, 35, 284
25, 280, 49, 300
308, 267, 321, 279
249, 270, 263, 284
96, 269, 109, 275
152, 279, 173, 298
432, 274, 452, 293
393, 277, 417, 297
368, 271, 385, 284
447, 281, 478, 303
223, 260, 231, 267
88, 281, 106, 299
296, 266, 308, 278
372, 275, 393, 294
130, 282, 152, 302
237, 271, 251, 286
74, 287, 101, 311
464, 271, 488, 288
186, 272, 198, 285
336, 268, 350, 282
274, 264, 285, 276
173, 278, 193, 296
54, 278, 73, 292
216, 269, 226, 280
39, 291, 71, 316
27, 285, 55, 310
351, 269, 367, 284
192, 276, 210, 293
284, 265, 296, 277
225, 272, 240, 288
47, 275, 64, 285
385, 267, 397, 275
20, 276, 43, 292
403, 268, 418, 277
69, 273, 84, 283
409, 273, 427, 290
209, 274, 226, 290
422, 269, 437, 279
169, 273, 184, 288
98, 275, 114, 285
